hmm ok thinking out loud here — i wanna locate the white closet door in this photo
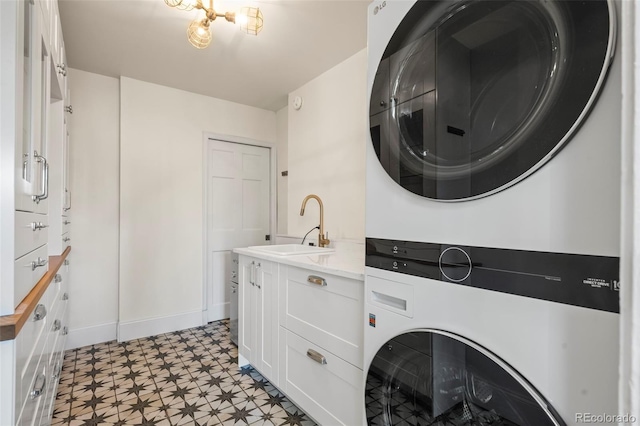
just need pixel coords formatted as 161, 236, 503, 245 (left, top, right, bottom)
206, 139, 271, 321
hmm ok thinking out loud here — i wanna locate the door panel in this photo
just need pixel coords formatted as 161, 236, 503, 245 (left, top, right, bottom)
206, 140, 271, 322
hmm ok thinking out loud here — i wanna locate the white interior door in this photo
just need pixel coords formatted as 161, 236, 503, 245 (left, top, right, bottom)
206, 139, 271, 322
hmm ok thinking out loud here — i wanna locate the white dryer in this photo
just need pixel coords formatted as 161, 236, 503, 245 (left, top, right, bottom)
366, 0, 620, 256
364, 0, 622, 424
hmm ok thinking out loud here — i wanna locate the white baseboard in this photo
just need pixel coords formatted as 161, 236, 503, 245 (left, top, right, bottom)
117, 310, 204, 342
206, 302, 229, 323
65, 322, 118, 350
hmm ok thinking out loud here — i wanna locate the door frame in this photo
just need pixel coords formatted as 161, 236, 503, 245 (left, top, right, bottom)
201, 132, 277, 323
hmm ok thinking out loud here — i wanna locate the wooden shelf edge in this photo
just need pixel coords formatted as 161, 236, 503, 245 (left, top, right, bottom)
0, 246, 72, 342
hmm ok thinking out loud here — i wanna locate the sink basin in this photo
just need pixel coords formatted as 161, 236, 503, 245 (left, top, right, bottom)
247, 244, 335, 256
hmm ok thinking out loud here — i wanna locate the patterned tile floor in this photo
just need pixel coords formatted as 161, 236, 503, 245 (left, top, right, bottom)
52, 320, 317, 426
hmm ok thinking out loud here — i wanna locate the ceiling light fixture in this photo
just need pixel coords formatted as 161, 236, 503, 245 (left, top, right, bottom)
165, 0, 263, 49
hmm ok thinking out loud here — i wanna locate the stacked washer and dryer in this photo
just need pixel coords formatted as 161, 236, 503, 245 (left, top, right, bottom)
364, 0, 621, 425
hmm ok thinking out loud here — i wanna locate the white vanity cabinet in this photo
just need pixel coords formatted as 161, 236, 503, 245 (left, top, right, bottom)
238, 255, 279, 383
278, 265, 364, 426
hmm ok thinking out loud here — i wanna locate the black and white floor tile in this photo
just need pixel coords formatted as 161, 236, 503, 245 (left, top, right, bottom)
53, 320, 317, 426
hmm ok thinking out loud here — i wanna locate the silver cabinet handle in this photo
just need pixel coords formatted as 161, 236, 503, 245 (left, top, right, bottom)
30, 374, 46, 399
232, 287, 237, 294
63, 237, 70, 242
32, 151, 49, 203
33, 304, 47, 321
30, 222, 48, 231
307, 275, 327, 286
250, 261, 255, 285
52, 319, 61, 332
64, 259, 70, 266
62, 292, 69, 301
52, 362, 61, 379
64, 105, 73, 114
62, 326, 68, 336
306, 349, 327, 365
30, 257, 48, 271
54, 274, 62, 283
63, 220, 71, 225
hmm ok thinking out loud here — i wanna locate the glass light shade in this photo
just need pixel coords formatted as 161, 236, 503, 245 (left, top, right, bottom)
187, 19, 212, 49
177, 0, 199, 11
164, 0, 183, 7
238, 6, 263, 35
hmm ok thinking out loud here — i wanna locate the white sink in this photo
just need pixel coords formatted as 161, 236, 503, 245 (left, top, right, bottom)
247, 244, 335, 256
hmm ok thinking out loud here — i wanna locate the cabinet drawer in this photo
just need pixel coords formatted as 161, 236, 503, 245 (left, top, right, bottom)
15, 212, 49, 260
281, 266, 364, 368
279, 328, 363, 426
61, 232, 70, 250
61, 217, 71, 235
16, 355, 48, 426
15, 282, 56, 424
14, 245, 49, 308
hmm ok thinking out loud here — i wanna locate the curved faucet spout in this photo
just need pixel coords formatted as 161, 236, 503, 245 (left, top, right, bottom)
299, 194, 330, 248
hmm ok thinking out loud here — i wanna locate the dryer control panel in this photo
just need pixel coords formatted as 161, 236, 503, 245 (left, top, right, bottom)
366, 238, 620, 313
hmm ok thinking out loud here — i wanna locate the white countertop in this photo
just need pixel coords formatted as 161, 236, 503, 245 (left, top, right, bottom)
233, 246, 365, 280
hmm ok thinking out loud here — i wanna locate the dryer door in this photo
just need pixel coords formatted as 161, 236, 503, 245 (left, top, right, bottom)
365, 330, 564, 425
369, 0, 615, 201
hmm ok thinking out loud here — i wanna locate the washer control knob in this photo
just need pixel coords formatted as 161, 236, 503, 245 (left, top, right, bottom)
439, 247, 472, 282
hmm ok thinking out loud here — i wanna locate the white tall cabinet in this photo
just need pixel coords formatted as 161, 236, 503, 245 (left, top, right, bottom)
1, 0, 72, 424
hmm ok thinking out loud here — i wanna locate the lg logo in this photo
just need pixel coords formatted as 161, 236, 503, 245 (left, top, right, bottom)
373, 1, 387, 15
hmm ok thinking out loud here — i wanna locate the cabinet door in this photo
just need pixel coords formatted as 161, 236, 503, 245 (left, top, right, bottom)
255, 260, 277, 383
238, 256, 255, 363
16, 2, 50, 214
62, 124, 70, 214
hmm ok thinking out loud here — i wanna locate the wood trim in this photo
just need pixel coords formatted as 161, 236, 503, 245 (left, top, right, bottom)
0, 246, 71, 341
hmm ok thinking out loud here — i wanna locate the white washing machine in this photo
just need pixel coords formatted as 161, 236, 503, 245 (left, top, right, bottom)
363, 265, 619, 425
364, 0, 622, 424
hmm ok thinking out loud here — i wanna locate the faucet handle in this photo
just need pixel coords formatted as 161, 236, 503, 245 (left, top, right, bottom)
320, 232, 330, 248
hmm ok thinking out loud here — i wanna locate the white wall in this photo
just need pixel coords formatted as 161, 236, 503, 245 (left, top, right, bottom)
276, 106, 288, 235
287, 49, 367, 241
119, 77, 276, 340
66, 69, 120, 348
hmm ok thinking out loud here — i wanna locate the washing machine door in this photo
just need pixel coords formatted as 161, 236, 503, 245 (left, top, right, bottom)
365, 330, 564, 425
369, 0, 615, 201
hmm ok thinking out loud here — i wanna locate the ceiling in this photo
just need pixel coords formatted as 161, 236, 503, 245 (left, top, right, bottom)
59, 0, 371, 111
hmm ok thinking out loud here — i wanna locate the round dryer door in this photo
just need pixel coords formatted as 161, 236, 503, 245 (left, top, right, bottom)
369, 0, 615, 201
365, 330, 564, 425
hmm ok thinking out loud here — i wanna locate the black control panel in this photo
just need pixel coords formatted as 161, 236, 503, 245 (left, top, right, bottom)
366, 238, 620, 313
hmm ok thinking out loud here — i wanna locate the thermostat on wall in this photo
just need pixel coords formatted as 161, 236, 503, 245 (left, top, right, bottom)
293, 96, 303, 110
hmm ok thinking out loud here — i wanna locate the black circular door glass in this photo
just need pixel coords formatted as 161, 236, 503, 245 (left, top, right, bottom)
365, 331, 563, 425
369, 0, 614, 200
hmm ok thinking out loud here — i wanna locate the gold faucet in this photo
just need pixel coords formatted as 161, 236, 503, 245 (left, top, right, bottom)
299, 194, 330, 248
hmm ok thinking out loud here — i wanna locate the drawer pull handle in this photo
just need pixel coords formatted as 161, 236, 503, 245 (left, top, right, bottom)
33, 304, 47, 321
30, 257, 48, 271
52, 362, 61, 379
63, 220, 71, 225
63, 237, 71, 242
62, 292, 69, 301
62, 326, 68, 336
306, 349, 327, 365
307, 275, 327, 286
30, 374, 46, 399
53, 319, 61, 332
30, 222, 48, 231
64, 259, 70, 266
54, 274, 62, 283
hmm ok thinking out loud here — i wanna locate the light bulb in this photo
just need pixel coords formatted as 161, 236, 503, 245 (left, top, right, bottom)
187, 18, 212, 48
238, 6, 263, 35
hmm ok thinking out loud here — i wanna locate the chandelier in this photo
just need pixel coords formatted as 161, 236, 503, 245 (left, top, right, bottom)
165, 0, 263, 49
